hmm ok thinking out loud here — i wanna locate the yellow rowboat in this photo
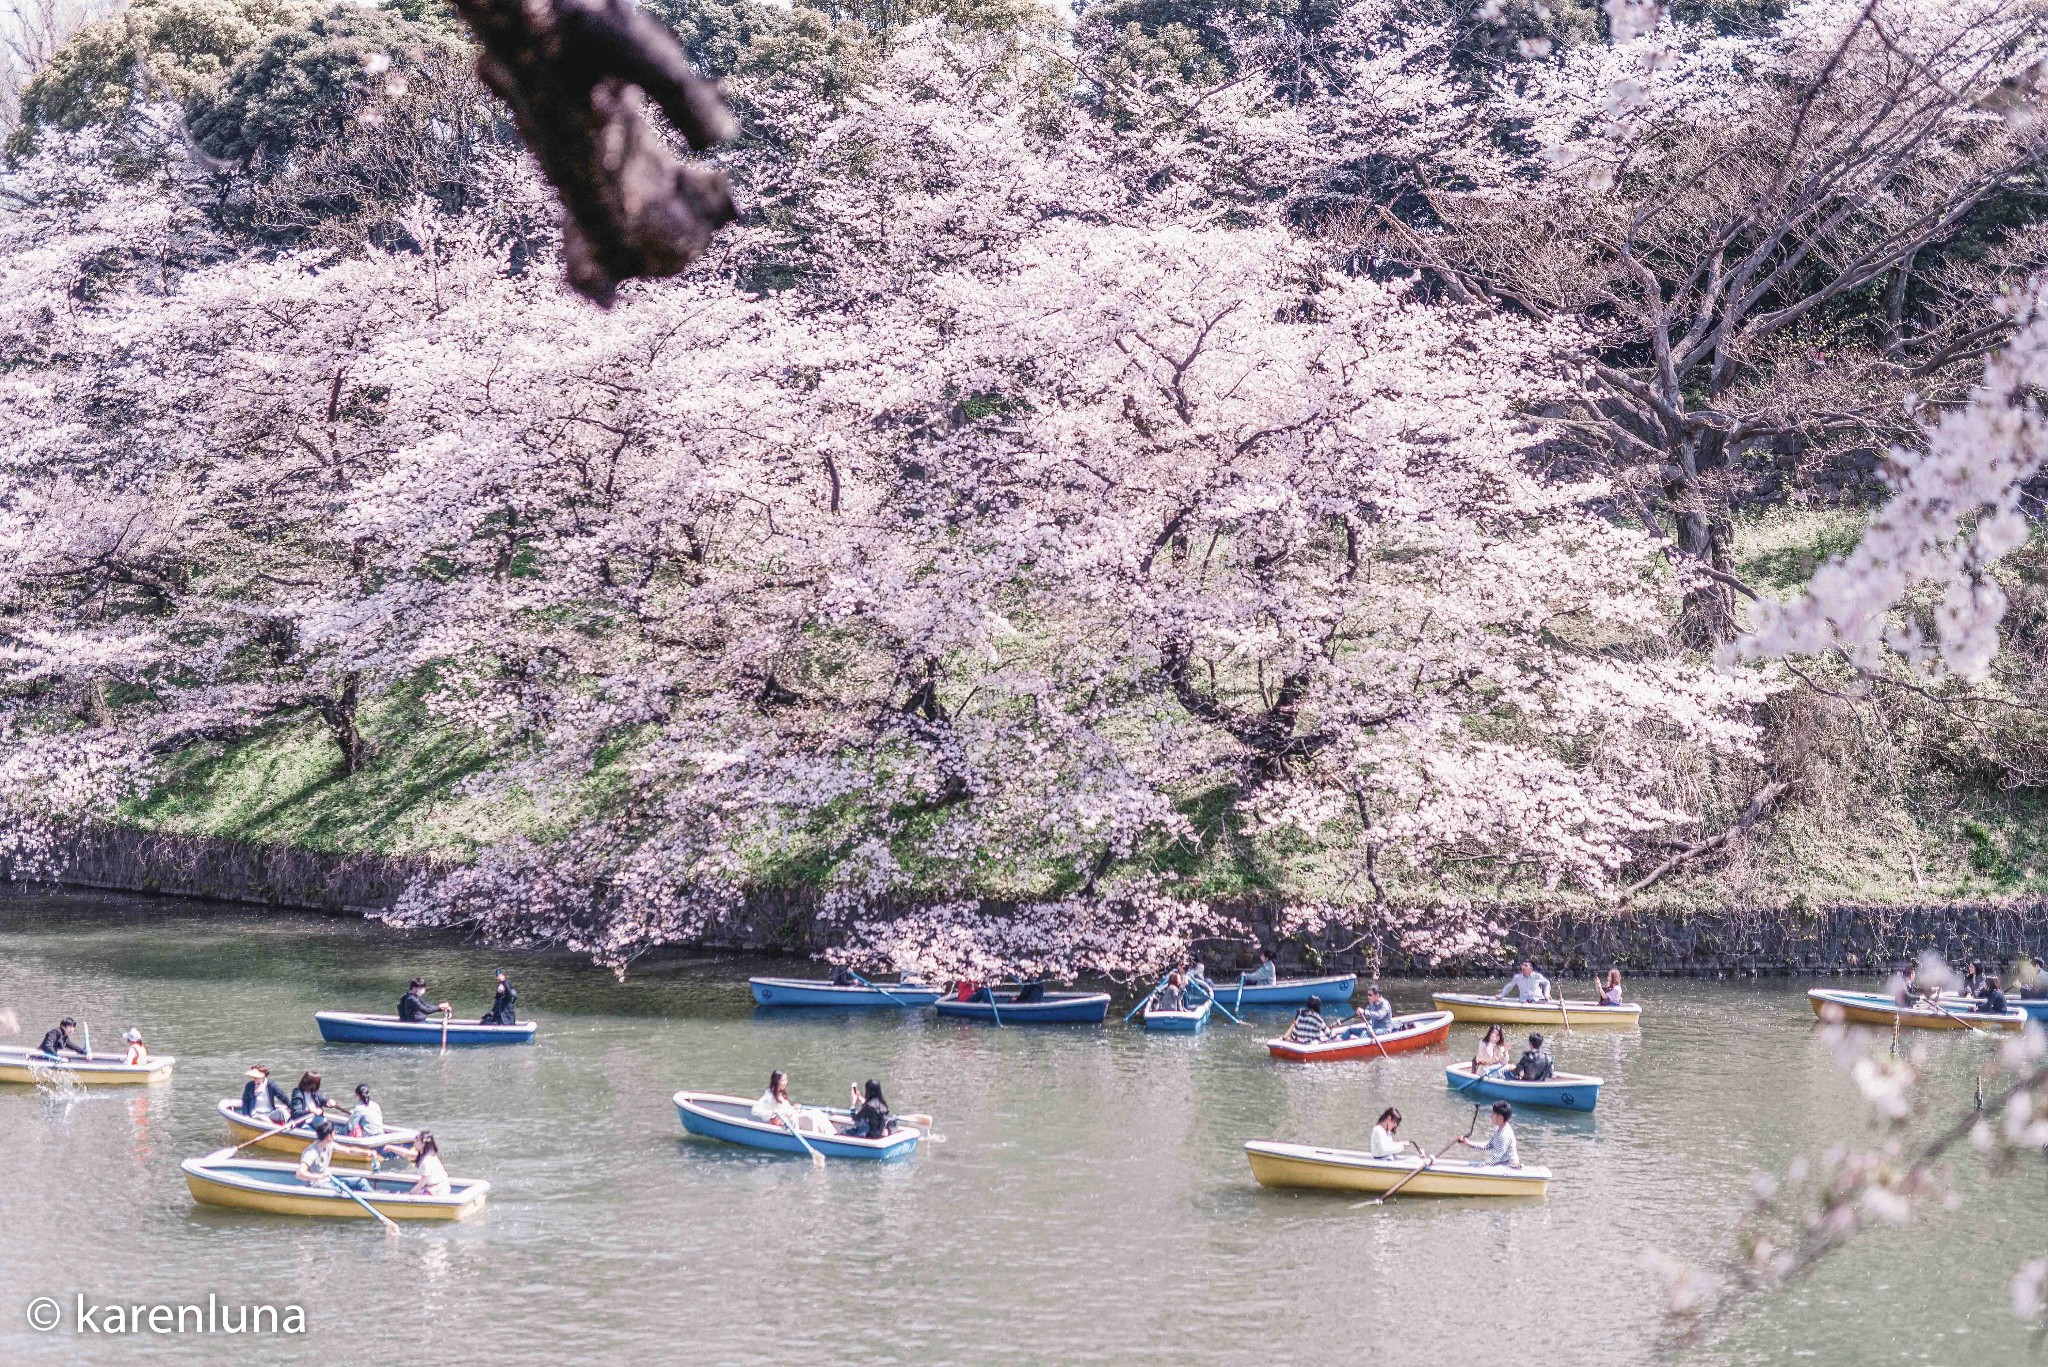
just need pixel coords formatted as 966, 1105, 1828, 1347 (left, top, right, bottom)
1430, 993, 1642, 1030
0, 1046, 175, 1086
1807, 988, 2025, 1032
182, 1153, 488, 1222
1244, 1140, 1550, 1198
215, 1100, 419, 1167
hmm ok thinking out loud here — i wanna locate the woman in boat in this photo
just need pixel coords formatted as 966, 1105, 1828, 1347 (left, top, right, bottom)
1368, 1107, 1420, 1160
1153, 972, 1186, 1013
348, 1083, 385, 1138
1977, 975, 2010, 1015
288, 1071, 331, 1122
1285, 996, 1329, 1044
1186, 961, 1213, 1002
1596, 969, 1624, 1006
845, 1079, 894, 1138
481, 971, 518, 1025
1472, 1024, 1510, 1070
376, 1131, 452, 1196
750, 1070, 831, 1135
1456, 1102, 1521, 1169
241, 1065, 291, 1122
121, 1028, 149, 1065
1243, 954, 1277, 987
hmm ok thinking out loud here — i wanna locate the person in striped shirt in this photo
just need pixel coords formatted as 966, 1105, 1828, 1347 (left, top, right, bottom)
1285, 996, 1329, 1043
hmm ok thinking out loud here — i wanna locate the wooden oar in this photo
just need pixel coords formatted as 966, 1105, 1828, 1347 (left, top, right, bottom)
439, 1007, 450, 1055
849, 970, 921, 1009
779, 1112, 827, 1168
328, 1176, 401, 1233
986, 987, 1004, 1028
228, 1113, 301, 1156
1923, 995, 1993, 1038
1124, 975, 1171, 1024
1206, 992, 1247, 1027
1451, 1062, 1508, 1094
1355, 1106, 1482, 1208
1555, 993, 1570, 1036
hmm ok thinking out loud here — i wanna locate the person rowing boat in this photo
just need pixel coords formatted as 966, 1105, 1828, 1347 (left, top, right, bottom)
1455, 1102, 1522, 1168
1337, 986, 1396, 1037
35, 1018, 88, 1059
1499, 961, 1552, 1002
295, 1120, 367, 1190
1243, 954, 1277, 987
399, 978, 451, 1024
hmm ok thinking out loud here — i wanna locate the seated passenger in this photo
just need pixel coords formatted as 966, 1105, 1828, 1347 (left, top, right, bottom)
1153, 972, 1187, 1013
1015, 981, 1046, 1003
845, 1079, 895, 1139
1509, 1033, 1554, 1082
1597, 969, 1625, 1006
1285, 996, 1329, 1044
1368, 1106, 1420, 1160
240, 1065, 290, 1122
121, 1028, 149, 1065
288, 1071, 331, 1122
1978, 976, 2010, 1015
832, 966, 860, 987
348, 1083, 385, 1138
1472, 1024, 1510, 1070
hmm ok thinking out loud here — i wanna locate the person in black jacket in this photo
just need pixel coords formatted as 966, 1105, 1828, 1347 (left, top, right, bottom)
1978, 976, 2011, 1015
36, 1018, 88, 1059
1510, 1033, 1555, 1082
241, 1065, 290, 1122
288, 1070, 331, 1122
845, 1079, 894, 1138
480, 972, 518, 1026
399, 979, 451, 1024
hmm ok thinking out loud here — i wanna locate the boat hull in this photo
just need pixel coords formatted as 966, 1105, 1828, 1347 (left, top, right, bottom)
1143, 998, 1213, 1032
216, 1100, 418, 1166
1808, 989, 2024, 1031
1208, 974, 1358, 1008
748, 978, 944, 1009
1431, 994, 1642, 1030
933, 992, 1111, 1024
181, 1155, 487, 1221
1244, 1140, 1549, 1198
0, 1048, 175, 1087
1445, 1063, 1602, 1112
1266, 1011, 1453, 1063
314, 1012, 537, 1046
673, 1091, 920, 1161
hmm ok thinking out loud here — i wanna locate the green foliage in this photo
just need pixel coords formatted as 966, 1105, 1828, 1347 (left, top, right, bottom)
17, 0, 314, 140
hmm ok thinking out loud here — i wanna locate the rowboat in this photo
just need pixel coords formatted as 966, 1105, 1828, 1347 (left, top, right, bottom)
182, 1153, 489, 1221
214, 1099, 419, 1167
673, 1091, 921, 1161
1265, 1010, 1454, 1063
0, 1047, 175, 1086
1807, 988, 2025, 1031
1209, 973, 1358, 1008
1244, 1140, 1550, 1198
748, 977, 945, 1009
1445, 1061, 1602, 1112
1940, 993, 2048, 1023
1431, 993, 1642, 1030
1142, 996, 1214, 1032
933, 991, 1111, 1024
314, 1011, 537, 1046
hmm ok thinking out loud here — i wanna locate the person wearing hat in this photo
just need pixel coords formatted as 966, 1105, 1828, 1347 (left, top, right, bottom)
480, 971, 518, 1026
398, 979, 451, 1025
240, 1065, 291, 1122
36, 1018, 89, 1059
121, 1029, 149, 1065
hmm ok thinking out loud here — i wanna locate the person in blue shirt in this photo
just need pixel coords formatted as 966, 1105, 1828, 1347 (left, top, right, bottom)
1339, 986, 1397, 1036
1499, 962, 1551, 1002
1457, 1102, 1521, 1168
1243, 954, 1277, 987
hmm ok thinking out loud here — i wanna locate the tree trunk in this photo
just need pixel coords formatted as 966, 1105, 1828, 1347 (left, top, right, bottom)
77, 677, 112, 729
1668, 436, 1738, 648
320, 672, 366, 775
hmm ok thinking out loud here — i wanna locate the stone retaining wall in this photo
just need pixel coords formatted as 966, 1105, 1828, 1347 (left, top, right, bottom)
8, 824, 2048, 976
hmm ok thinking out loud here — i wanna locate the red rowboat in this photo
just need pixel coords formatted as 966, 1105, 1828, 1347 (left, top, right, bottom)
1265, 1010, 1455, 1063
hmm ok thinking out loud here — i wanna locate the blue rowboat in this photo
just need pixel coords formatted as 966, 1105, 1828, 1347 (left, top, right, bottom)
1941, 993, 2048, 1022
673, 1091, 920, 1161
1142, 996, 1213, 1032
1445, 1061, 1602, 1112
748, 977, 945, 1009
933, 991, 1111, 1024
314, 1011, 537, 1046
1211, 973, 1357, 1008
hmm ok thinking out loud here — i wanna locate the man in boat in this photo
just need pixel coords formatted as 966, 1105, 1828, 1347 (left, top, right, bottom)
1284, 996, 1329, 1044
1456, 1101, 1521, 1168
35, 1018, 88, 1059
1015, 980, 1047, 1003
1508, 1032, 1554, 1082
295, 1119, 364, 1190
241, 1065, 291, 1122
1185, 961, 1213, 1002
831, 966, 860, 986
399, 979, 452, 1024
1243, 954, 1277, 987
481, 971, 518, 1025
1499, 961, 1552, 1002
1338, 986, 1397, 1037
